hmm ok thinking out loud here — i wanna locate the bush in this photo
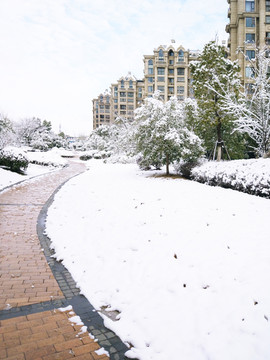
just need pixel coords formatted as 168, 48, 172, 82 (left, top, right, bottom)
191, 158, 270, 198
0, 147, 29, 173
174, 159, 202, 179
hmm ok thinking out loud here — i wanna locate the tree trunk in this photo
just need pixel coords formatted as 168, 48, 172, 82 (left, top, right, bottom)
216, 100, 222, 161
166, 154, 170, 175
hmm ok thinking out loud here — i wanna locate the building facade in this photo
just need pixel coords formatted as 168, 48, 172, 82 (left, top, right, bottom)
92, 91, 112, 129
92, 43, 199, 129
226, 0, 270, 86
143, 44, 199, 101
110, 73, 144, 123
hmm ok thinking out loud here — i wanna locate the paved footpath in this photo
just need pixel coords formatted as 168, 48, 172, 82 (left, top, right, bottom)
0, 161, 129, 360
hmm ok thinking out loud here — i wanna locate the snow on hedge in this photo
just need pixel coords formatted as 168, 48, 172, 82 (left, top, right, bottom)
191, 158, 270, 198
27, 148, 69, 167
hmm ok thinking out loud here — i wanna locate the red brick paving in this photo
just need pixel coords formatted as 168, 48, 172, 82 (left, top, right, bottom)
0, 161, 109, 359
0, 308, 108, 359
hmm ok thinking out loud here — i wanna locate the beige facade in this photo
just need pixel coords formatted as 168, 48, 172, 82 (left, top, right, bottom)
226, 0, 270, 86
110, 73, 144, 123
143, 44, 199, 101
92, 43, 199, 129
92, 91, 112, 129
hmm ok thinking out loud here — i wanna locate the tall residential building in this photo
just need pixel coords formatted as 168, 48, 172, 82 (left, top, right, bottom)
92, 43, 199, 129
110, 73, 144, 123
143, 43, 199, 101
226, 0, 270, 85
92, 90, 112, 129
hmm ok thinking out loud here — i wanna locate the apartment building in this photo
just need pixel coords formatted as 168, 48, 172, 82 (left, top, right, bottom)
92, 91, 112, 129
143, 43, 199, 101
110, 73, 144, 123
92, 43, 199, 129
226, 0, 270, 86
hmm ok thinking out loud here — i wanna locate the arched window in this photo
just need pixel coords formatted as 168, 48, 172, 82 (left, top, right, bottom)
106, 96, 110, 103
168, 49, 174, 57
121, 80, 124, 88
148, 59, 153, 74
129, 80, 133, 88
158, 49, 164, 60
100, 95, 103, 101
178, 50, 184, 62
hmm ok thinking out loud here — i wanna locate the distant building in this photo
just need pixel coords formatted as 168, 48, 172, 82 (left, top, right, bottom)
226, 0, 270, 87
92, 90, 111, 129
92, 42, 200, 129
110, 72, 144, 123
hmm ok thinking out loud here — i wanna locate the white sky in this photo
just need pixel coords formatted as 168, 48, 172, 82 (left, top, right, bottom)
0, 0, 229, 136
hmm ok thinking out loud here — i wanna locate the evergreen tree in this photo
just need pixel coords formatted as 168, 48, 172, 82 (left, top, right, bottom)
134, 93, 203, 175
190, 41, 242, 160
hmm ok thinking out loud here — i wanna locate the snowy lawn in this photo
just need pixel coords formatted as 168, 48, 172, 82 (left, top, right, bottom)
0, 148, 70, 191
46, 160, 270, 360
0, 164, 59, 191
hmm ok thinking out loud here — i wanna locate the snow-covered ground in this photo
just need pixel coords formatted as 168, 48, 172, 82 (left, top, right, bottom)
46, 160, 270, 360
0, 164, 59, 191
0, 148, 69, 191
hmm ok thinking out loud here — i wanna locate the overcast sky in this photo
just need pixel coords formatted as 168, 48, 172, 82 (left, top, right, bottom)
0, 0, 229, 136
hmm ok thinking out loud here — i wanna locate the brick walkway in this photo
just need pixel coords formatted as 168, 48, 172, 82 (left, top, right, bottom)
0, 161, 129, 360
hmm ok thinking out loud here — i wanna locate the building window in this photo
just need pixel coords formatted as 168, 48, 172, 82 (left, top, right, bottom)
169, 69, 174, 74
114, 99, 118, 103
128, 92, 134, 97
246, 50, 255, 59
120, 92, 126, 97
177, 68, 185, 75
148, 77, 153, 83
120, 105, 126, 109
148, 59, 153, 74
266, 32, 270, 44
158, 49, 164, 60
245, 67, 255, 78
168, 49, 174, 56
157, 76, 165, 82
114, 105, 118, 109
169, 78, 174, 84
246, 17, 255, 27
266, 1, 270, 12
246, 33, 255, 43
169, 59, 174, 65
148, 86, 153, 93
157, 86, 164, 92
177, 77, 185, 82
157, 67, 165, 75
121, 80, 124, 88
245, 83, 254, 95
168, 86, 174, 94
266, 15, 270, 24
245, 1, 255, 12
129, 80, 133, 89
177, 86, 184, 94
178, 50, 184, 62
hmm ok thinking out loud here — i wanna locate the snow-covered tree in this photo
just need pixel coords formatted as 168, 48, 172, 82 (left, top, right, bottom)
190, 41, 242, 160
0, 113, 15, 150
14, 117, 67, 150
221, 48, 270, 156
134, 93, 204, 175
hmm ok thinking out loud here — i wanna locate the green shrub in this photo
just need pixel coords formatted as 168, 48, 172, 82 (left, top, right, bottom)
0, 147, 29, 173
